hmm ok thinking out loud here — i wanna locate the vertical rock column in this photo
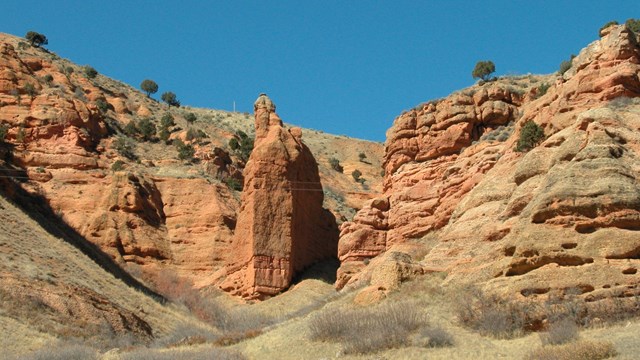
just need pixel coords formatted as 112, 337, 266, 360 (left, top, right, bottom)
220, 94, 338, 299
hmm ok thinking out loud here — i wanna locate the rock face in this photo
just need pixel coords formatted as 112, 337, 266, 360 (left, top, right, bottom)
220, 94, 338, 299
338, 25, 640, 303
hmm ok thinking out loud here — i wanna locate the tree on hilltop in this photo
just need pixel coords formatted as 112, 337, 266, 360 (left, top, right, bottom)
140, 79, 158, 97
25, 31, 48, 47
161, 91, 180, 107
472, 60, 496, 82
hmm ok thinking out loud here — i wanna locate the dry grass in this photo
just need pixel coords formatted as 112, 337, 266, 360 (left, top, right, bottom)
309, 300, 452, 354
524, 340, 617, 360
119, 348, 247, 360
14, 343, 99, 360
539, 318, 579, 346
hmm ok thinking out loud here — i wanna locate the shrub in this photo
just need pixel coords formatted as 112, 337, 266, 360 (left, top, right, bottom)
626, 18, 640, 33
111, 160, 125, 171
83, 65, 98, 79
112, 136, 136, 159
0, 123, 8, 142
329, 157, 343, 172
537, 83, 550, 97
358, 152, 367, 161
600, 20, 619, 35
559, 55, 575, 75
42, 74, 54, 85
352, 169, 363, 182
161, 91, 180, 107
24, 83, 37, 98
123, 121, 139, 137
160, 113, 175, 128
229, 131, 253, 162
224, 177, 243, 191
175, 139, 195, 161
25, 31, 48, 47
185, 112, 197, 123
20, 343, 98, 360
137, 117, 156, 141
524, 340, 617, 360
516, 121, 545, 152
95, 98, 109, 113
540, 318, 579, 345
308, 301, 432, 354
454, 286, 536, 338
472, 60, 496, 81
140, 79, 158, 97
185, 127, 201, 141
158, 127, 170, 143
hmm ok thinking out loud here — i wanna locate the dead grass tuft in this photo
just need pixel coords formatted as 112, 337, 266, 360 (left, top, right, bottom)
16, 343, 98, 360
539, 318, 579, 346
524, 340, 617, 360
309, 301, 451, 354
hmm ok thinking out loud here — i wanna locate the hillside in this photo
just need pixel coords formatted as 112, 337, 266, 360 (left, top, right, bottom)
0, 31, 383, 289
3, 22, 640, 360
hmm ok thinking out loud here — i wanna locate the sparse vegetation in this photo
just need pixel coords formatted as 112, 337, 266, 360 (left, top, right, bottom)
137, 117, 156, 141
559, 55, 575, 75
83, 65, 98, 79
309, 301, 450, 354
16, 126, 26, 143
24, 83, 37, 98
95, 98, 109, 113
111, 160, 125, 171
25, 31, 48, 48
600, 20, 619, 35
516, 121, 545, 152
112, 136, 136, 159
185, 112, 197, 123
329, 157, 343, 172
524, 340, 617, 360
174, 139, 195, 161
540, 318, 579, 346
224, 177, 243, 191
472, 60, 496, 82
19, 343, 98, 360
160, 113, 175, 128
228, 130, 253, 162
140, 79, 158, 97
358, 152, 367, 162
352, 169, 363, 182
161, 91, 180, 107
626, 18, 640, 33
537, 83, 550, 97
0, 123, 8, 142
42, 74, 54, 85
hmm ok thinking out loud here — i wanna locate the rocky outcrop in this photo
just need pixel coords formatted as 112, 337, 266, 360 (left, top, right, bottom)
220, 94, 338, 299
337, 25, 640, 303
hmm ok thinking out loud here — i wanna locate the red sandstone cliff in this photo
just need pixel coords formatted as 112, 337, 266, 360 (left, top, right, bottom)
338, 25, 640, 303
220, 94, 338, 299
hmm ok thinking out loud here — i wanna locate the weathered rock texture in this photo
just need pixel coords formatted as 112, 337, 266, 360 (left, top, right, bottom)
338, 25, 640, 303
220, 94, 338, 299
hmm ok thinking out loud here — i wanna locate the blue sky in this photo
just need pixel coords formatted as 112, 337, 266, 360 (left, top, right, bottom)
1, 1, 637, 141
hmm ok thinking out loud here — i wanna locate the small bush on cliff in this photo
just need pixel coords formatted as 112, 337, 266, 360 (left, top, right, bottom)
24, 83, 37, 98
161, 113, 175, 128
516, 121, 545, 152
472, 60, 496, 82
175, 139, 195, 162
111, 160, 125, 171
113, 136, 136, 160
140, 79, 158, 97
329, 157, 343, 172
95, 98, 109, 113
352, 169, 363, 183
228, 130, 253, 162
600, 20, 619, 36
0, 123, 8, 142
25, 31, 48, 48
626, 18, 640, 33
137, 117, 157, 141
83, 65, 98, 79
537, 83, 550, 98
559, 54, 576, 75
185, 112, 197, 123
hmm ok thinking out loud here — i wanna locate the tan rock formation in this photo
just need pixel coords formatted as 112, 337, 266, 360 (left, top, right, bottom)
338, 25, 640, 303
220, 94, 338, 299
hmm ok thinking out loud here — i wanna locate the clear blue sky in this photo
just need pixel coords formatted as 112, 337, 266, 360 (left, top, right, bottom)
1, 1, 637, 141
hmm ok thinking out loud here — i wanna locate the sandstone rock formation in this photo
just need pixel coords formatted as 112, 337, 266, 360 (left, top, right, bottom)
220, 94, 338, 299
338, 25, 640, 303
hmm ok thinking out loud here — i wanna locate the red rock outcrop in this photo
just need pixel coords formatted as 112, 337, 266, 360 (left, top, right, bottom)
338, 25, 640, 302
220, 94, 338, 299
